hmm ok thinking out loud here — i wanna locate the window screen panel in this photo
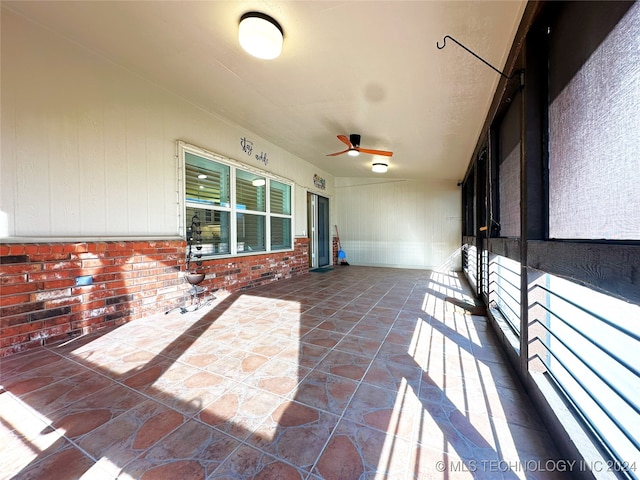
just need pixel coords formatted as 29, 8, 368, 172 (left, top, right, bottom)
548, 2, 640, 240
498, 90, 521, 238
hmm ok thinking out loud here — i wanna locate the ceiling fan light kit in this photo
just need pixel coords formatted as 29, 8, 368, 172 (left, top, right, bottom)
239, 12, 283, 60
372, 162, 388, 173
326, 134, 393, 168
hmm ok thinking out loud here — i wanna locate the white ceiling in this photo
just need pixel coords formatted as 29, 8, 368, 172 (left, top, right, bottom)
3, 0, 525, 181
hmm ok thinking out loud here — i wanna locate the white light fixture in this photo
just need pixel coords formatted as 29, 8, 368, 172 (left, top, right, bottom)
197, 174, 207, 179
252, 178, 266, 187
239, 12, 284, 60
372, 162, 388, 173
347, 149, 360, 157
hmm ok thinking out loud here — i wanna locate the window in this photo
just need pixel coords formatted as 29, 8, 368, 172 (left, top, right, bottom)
181, 143, 293, 256
548, 1, 640, 240
497, 89, 521, 238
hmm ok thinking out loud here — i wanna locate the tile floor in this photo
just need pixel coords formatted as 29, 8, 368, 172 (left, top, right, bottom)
1, 267, 562, 479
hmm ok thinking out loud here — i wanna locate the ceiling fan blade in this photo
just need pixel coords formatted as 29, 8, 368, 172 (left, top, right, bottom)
326, 148, 350, 156
357, 147, 393, 157
337, 135, 352, 147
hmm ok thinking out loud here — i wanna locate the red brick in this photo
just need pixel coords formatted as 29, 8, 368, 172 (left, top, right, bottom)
1, 333, 31, 349
31, 324, 71, 341
0, 274, 28, 285
51, 244, 65, 254
7, 245, 25, 255
1, 314, 30, 329
23, 245, 40, 255
43, 279, 76, 290
44, 296, 83, 310
0, 294, 30, 307
72, 299, 105, 312
0, 263, 42, 275
0, 283, 37, 296
43, 260, 81, 271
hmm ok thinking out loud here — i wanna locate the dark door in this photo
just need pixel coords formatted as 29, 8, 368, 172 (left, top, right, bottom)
317, 195, 330, 267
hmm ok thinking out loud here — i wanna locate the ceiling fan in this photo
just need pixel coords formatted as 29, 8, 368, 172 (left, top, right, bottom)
326, 134, 393, 157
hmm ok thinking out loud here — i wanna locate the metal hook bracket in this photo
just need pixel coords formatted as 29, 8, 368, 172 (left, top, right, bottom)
437, 35, 524, 87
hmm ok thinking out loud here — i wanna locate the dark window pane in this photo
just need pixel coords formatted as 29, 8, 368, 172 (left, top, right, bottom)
237, 213, 265, 252
271, 217, 291, 250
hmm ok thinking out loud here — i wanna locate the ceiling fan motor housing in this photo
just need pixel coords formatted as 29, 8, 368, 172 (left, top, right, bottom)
349, 134, 361, 148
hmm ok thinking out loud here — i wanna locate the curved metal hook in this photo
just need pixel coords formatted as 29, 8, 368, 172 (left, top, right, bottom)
436, 35, 452, 50
436, 34, 516, 81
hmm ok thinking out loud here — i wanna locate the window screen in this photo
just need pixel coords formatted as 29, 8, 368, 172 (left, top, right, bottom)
498, 90, 521, 238
548, 2, 640, 240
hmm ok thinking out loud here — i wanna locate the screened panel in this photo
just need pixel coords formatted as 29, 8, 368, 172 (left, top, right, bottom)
548, 2, 640, 240
270, 180, 291, 215
185, 152, 230, 206
462, 169, 476, 236
237, 213, 265, 252
271, 217, 292, 250
236, 170, 266, 212
497, 89, 521, 238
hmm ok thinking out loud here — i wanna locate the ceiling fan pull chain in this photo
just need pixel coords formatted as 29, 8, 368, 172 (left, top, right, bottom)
437, 35, 524, 86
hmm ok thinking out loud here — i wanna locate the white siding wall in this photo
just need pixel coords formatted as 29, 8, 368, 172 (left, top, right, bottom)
1, 10, 332, 240
335, 178, 462, 270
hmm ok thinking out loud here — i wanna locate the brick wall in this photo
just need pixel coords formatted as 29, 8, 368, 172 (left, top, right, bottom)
0, 238, 309, 357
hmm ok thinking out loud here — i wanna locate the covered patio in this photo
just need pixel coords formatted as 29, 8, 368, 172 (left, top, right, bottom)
1, 267, 560, 479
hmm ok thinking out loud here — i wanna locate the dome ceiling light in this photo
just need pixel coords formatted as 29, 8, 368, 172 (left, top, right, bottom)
372, 162, 388, 173
239, 12, 284, 60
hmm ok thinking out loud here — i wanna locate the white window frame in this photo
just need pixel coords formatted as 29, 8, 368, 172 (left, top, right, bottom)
177, 141, 294, 258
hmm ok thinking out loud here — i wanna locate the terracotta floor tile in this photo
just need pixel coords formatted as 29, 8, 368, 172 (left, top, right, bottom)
300, 328, 346, 349
9, 442, 99, 480
0, 349, 65, 382
313, 419, 414, 480
349, 323, 391, 342
120, 419, 239, 479
315, 349, 372, 382
363, 357, 422, 393
198, 385, 284, 441
344, 383, 419, 440
291, 369, 359, 416
3, 267, 563, 480
44, 328, 117, 358
46, 384, 147, 440
126, 361, 237, 415
334, 334, 382, 357
276, 342, 330, 369
241, 358, 309, 397
78, 399, 187, 477
316, 318, 357, 334
19, 369, 114, 416
74, 341, 158, 380
210, 443, 308, 479
248, 400, 340, 472
2, 358, 93, 397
